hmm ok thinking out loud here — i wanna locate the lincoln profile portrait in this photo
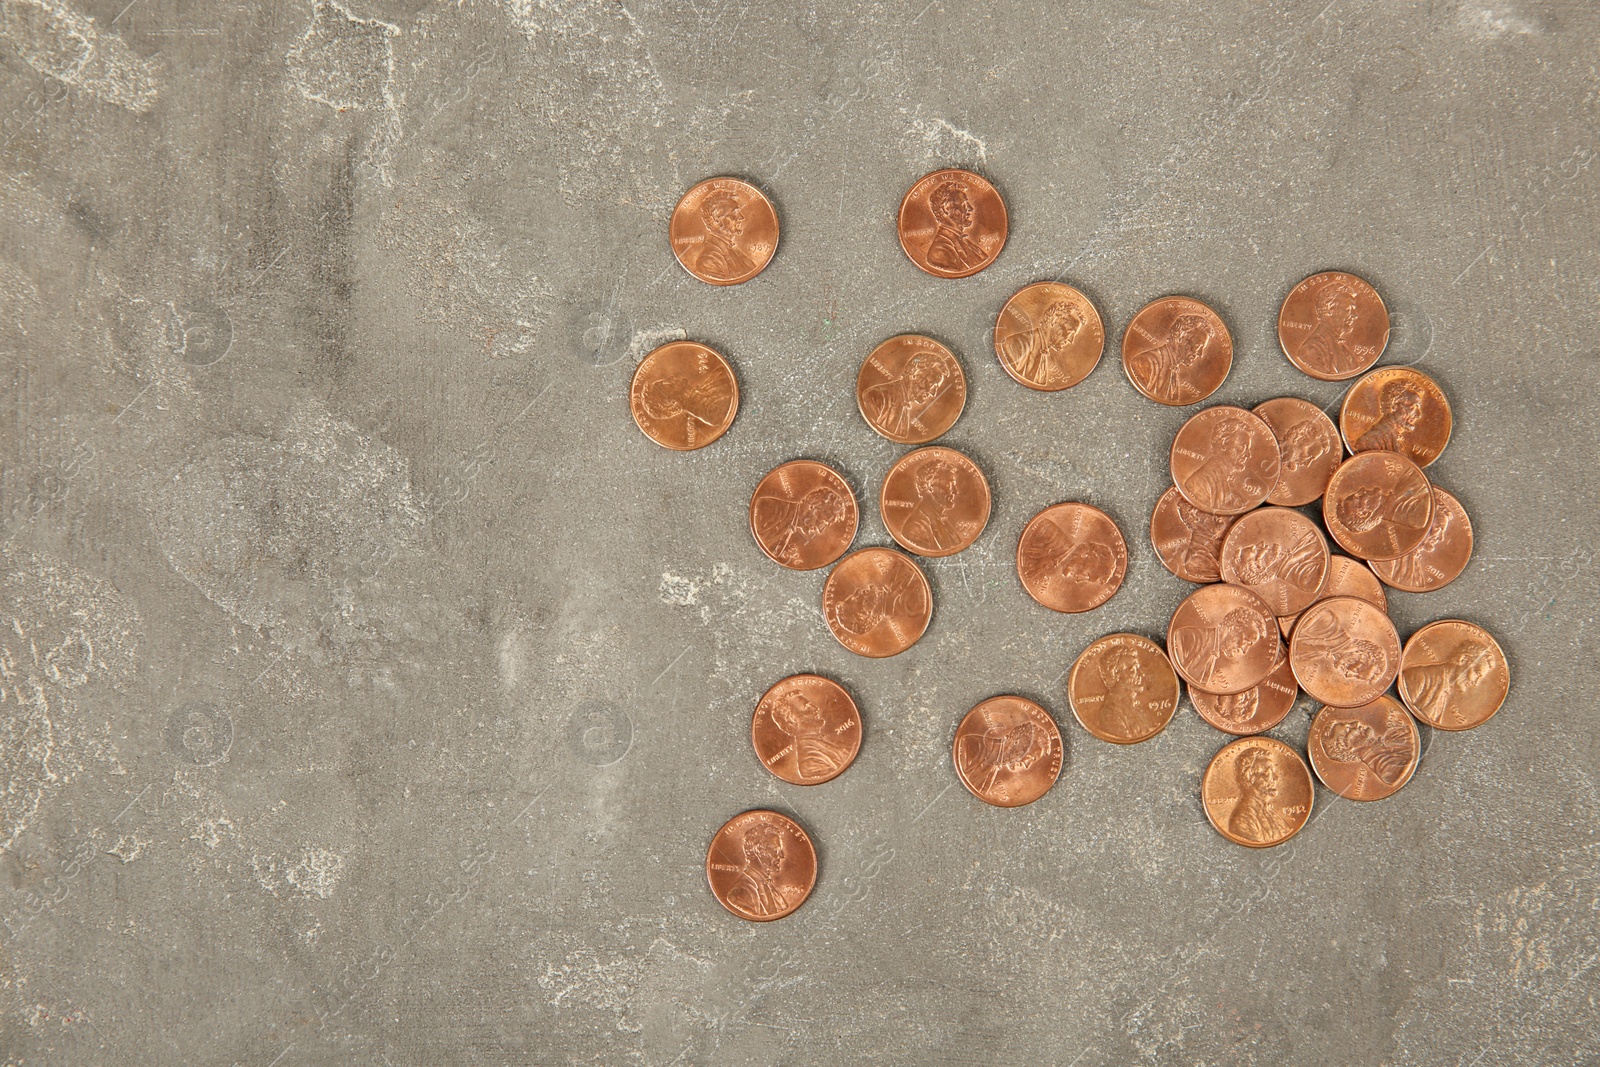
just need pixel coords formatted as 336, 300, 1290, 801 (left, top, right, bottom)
924, 179, 986, 272
693, 190, 757, 280
1128, 312, 1212, 399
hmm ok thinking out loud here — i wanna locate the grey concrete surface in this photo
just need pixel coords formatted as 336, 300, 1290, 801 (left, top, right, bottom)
1, 0, 1597, 1064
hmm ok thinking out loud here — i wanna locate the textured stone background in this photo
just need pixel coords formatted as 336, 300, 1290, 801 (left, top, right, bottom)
2, 1, 1597, 1064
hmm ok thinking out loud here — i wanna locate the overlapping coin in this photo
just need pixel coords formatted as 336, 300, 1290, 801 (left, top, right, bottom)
1288, 596, 1401, 708
1169, 406, 1281, 516
1219, 507, 1331, 617
1190, 643, 1297, 735
1370, 487, 1473, 592
1323, 451, 1434, 561
1253, 397, 1343, 506
1166, 583, 1279, 695
1340, 367, 1452, 467
1307, 696, 1420, 801
1150, 487, 1236, 583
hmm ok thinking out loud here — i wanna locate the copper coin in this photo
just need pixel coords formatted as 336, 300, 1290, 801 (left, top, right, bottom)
1191, 642, 1297, 736
1398, 620, 1509, 731
1323, 451, 1434, 561
1166, 583, 1280, 695
752, 674, 862, 785
952, 696, 1063, 807
1308, 696, 1420, 801
1277, 271, 1390, 381
1253, 397, 1344, 506
1121, 296, 1233, 405
880, 446, 990, 558
897, 168, 1007, 279
1149, 486, 1236, 583
1340, 367, 1452, 467
749, 460, 859, 571
1068, 634, 1180, 744
856, 334, 967, 444
1288, 595, 1401, 708
1017, 503, 1128, 613
1169, 406, 1281, 516
629, 341, 738, 450
1219, 507, 1331, 617
1201, 736, 1314, 848
993, 281, 1105, 391
822, 547, 932, 658
669, 177, 778, 286
705, 810, 817, 921
1370, 487, 1473, 592
1278, 555, 1387, 639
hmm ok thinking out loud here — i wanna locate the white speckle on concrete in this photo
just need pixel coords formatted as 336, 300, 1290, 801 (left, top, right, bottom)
0, 0, 160, 113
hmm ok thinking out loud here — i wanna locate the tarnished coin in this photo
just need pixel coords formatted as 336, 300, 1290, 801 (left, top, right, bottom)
952, 696, 1063, 807
629, 341, 738, 450
1277, 271, 1390, 381
752, 674, 861, 786
1219, 507, 1331, 617
880, 446, 990, 557
1150, 486, 1236, 583
1308, 696, 1420, 801
749, 460, 858, 571
1371, 487, 1473, 592
1017, 503, 1128, 613
993, 282, 1105, 391
822, 547, 932, 658
1323, 451, 1434, 561
897, 168, 1007, 279
1399, 620, 1509, 731
1340, 367, 1452, 467
1121, 296, 1233, 405
705, 810, 817, 921
669, 177, 778, 286
1253, 397, 1343, 506
1191, 643, 1298, 736
1202, 736, 1314, 848
856, 334, 967, 443
1170, 406, 1281, 516
1288, 595, 1401, 708
1166, 583, 1280, 695
1068, 634, 1180, 744
1279, 555, 1387, 639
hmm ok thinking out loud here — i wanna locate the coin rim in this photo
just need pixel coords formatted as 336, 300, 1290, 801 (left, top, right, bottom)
1276, 270, 1390, 381
951, 695, 1064, 807
628, 340, 740, 451
880, 445, 992, 558
747, 459, 860, 571
991, 281, 1106, 392
855, 333, 968, 443
669, 176, 780, 287
704, 809, 818, 921
896, 167, 1009, 280
1067, 633, 1180, 744
1016, 501, 1129, 613
751, 673, 862, 786
1120, 295, 1234, 406
1201, 735, 1315, 848
1397, 618, 1509, 731
1306, 696, 1420, 801
821, 546, 934, 658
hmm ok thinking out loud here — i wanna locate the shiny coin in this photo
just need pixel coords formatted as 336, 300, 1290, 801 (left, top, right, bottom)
1277, 271, 1389, 381
629, 341, 738, 450
1150, 486, 1236, 583
880, 446, 990, 558
1191, 642, 1298, 736
1068, 634, 1180, 744
822, 547, 932, 658
1371, 486, 1473, 593
1323, 451, 1434, 561
897, 168, 1007, 279
1340, 366, 1452, 468
1122, 296, 1233, 405
705, 810, 817, 921
1219, 507, 1331, 617
749, 460, 858, 571
1017, 502, 1128, 613
1288, 595, 1401, 708
952, 696, 1063, 807
1170, 406, 1281, 516
1253, 397, 1344, 506
1279, 554, 1386, 639
1202, 736, 1314, 848
993, 281, 1105, 391
1398, 620, 1509, 731
856, 334, 967, 443
1308, 696, 1420, 801
1166, 583, 1280, 695
752, 675, 862, 786
669, 177, 778, 286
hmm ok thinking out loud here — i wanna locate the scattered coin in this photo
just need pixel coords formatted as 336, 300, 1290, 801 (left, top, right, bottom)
669, 177, 779, 286
1288, 595, 1401, 708
752, 674, 862, 786
822, 547, 933, 658
898, 168, 1008, 279
1170, 406, 1281, 516
1121, 296, 1233, 405
1398, 619, 1509, 731
1323, 451, 1434, 561
1068, 634, 1180, 744
1149, 486, 1236, 583
1017, 502, 1128, 613
1253, 397, 1344, 506
880, 446, 991, 558
1191, 643, 1298, 736
952, 696, 1064, 807
749, 460, 858, 571
1339, 366, 1452, 468
1370, 486, 1473, 592
1308, 696, 1420, 801
705, 810, 817, 921
1219, 507, 1331, 617
1276, 271, 1390, 381
993, 281, 1105, 391
1166, 583, 1280, 695
629, 341, 739, 450
1279, 554, 1387, 639
1201, 736, 1314, 848
856, 334, 967, 443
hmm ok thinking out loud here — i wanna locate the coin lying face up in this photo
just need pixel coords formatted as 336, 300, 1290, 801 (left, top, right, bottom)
629, 341, 739, 450
952, 696, 1063, 807
1277, 271, 1389, 381
1122, 296, 1233, 405
897, 168, 1008, 279
1307, 696, 1420, 802
1068, 634, 1180, 744
705, 810, 817, 921
880, 446, 991, 558
1398, 619, 1509, 731
1201, 736, 1314, 848
822, 547, 933, 658
669, 177, 779, 285
856, 334, 967, 443
993, 282, 1105, 391
749, 460, 858, 571
752, 674, 862, 786
1017, 503, 1127, 613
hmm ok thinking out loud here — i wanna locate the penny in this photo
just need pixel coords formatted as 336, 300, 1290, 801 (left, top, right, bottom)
822, 547, 933, 658
1166, 583, 1280, 695
1202, 736, 1314, 848
1169, 406, 1281, 516
1067, 634, 1180, 744
669, 177, 778, 286
1017, 502, 1128, 613
897, 168, 1007, 279
752, 674, 862, 786
880, 446, 990, 558
1323, 451, 1434, 561
856, 334, 967, 443
1121, 296, 1233, 405
1191, 642, 1298, 736
1149, 486, 1236, 583
1398, 619, 1509, 731
1276, 271, 1390, 381
1340, 367, 1452, 467
1278, 555, 1387, 639
1371, 487, 1473, 592
749, 460, 858, 571
1308, 696, 1420, 801
993, 281, 1105, 391
1252, 397, 1343, 506
952, 696, 1063, 807
1219, 507, 1331, 617
705, 810, 817, 921
1288, 595, 1401, 708
629, 341, 739, 450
